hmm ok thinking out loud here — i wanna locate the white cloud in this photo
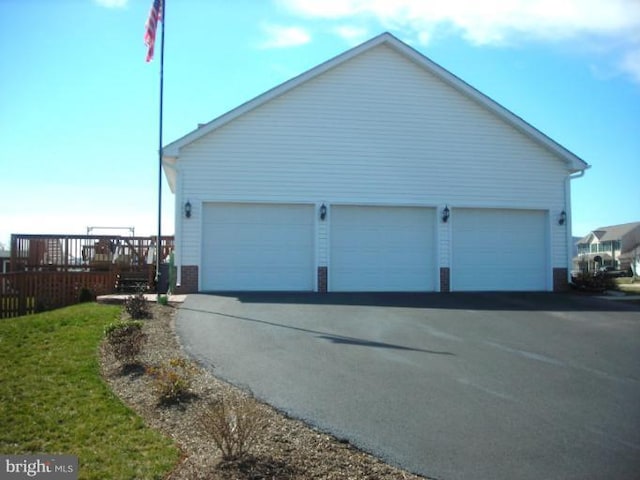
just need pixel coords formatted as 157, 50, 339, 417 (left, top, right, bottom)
258, 24, 312, 49
93, 0, 128, 8
277, 0, 640, 82
278, 0, 640, 42
620, 49, 640, 84
276, 0, 364, 19
333, 25, 370, 45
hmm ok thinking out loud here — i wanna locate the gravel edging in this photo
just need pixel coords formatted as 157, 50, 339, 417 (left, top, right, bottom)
100, 303, 429, 479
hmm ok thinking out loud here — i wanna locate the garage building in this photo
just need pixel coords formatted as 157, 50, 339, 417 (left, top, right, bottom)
163, 33, 589, 293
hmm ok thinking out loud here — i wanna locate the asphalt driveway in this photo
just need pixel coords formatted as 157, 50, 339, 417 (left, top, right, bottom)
176, 293, 640, 480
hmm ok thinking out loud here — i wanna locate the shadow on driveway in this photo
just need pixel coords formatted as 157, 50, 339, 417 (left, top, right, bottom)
179, 306, 455, 356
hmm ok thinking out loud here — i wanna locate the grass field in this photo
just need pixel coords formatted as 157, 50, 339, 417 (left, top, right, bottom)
0, 303, 179, 479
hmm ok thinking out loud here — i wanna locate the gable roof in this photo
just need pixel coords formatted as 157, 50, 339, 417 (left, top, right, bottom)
578, 222, 640, 244
163, 32, 589, 191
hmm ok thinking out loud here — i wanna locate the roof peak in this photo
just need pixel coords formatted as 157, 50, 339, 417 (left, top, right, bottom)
592, 221, 640, 231
162, 32, 589, 193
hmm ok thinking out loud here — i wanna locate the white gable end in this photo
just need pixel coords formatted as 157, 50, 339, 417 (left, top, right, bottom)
180, 44, 567, 206
167, 34, 587, 293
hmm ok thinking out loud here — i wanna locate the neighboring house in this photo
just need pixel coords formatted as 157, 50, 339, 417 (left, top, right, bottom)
0, 249, 9, 273
574, 222, 640, 274
571, 236, 581, 259
0, 249, 8, 296
162, 32, 589, 293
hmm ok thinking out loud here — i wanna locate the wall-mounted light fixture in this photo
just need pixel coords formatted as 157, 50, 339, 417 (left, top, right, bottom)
184, 201, 192, 219
442, 205, 450, 223
319, 203, 327, 221
558, 210, 566, 225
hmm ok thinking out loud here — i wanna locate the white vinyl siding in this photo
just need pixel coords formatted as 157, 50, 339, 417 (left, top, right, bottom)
177, 44, 567, 271
179, 45, 565, 204
201, 203, 314, 291
330, 206, 436, 291
451, 209, 548, 291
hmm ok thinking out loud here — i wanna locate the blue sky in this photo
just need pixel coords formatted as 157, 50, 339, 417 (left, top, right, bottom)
1, 0, 639, 248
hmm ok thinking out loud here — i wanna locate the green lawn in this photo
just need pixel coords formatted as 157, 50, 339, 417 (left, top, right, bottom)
618, 283, 640, 294
614, 277, 640, 294
0, 303, 179, 480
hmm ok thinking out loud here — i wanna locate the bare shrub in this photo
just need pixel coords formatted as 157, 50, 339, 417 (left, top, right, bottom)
200, 395, 268, 460
104, 320, 146, 367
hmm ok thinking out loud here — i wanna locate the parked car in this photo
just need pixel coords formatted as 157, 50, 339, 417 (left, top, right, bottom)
594, 266, 632, 278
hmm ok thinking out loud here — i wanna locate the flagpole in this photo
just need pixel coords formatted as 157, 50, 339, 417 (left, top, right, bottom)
155, 0, 165, 298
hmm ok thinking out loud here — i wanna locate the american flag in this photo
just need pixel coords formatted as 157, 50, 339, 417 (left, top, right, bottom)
144, 0, 163, 62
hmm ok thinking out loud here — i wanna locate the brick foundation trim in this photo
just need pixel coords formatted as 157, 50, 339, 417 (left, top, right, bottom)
175, 265, 199, 293
317, 266, 328, 293
440, 267, 450, 292
553, 267, 569, 292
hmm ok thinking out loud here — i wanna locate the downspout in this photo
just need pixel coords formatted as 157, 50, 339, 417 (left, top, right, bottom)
164, 161, 181, 288
566, 169, 588, 286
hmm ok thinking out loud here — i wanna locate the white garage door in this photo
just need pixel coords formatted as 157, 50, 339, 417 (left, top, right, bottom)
330, 206, 436, 292
451, 208, 548, 291
201, 203, 314, 291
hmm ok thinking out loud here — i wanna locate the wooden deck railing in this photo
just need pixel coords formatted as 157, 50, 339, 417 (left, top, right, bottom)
10, 234, 174, 273
1, 234, 175, 319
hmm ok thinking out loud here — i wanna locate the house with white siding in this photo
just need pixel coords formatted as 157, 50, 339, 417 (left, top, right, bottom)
163, 32, 589, 293
574, 222, 640, 274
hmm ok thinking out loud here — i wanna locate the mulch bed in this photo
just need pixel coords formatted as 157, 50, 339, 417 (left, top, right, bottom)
100, 303, 429, 479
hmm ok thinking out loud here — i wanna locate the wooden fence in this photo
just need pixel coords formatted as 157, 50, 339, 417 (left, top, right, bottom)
0, 271, 118, 318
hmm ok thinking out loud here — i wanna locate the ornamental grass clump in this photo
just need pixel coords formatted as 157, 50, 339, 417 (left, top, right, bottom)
200, 395, 268, 460
104, 320, 146, 368
146, 357, 198, 404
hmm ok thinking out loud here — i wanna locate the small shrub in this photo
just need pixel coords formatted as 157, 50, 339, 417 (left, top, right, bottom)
78, 287, 95, 303
124, 291, 151, 319
571, 272, 616, 292
200, 396, 268, 460
104, 320, 146, 366
146, 358, 197, 404
158, 295, 169, 306
34, 298, 51, 313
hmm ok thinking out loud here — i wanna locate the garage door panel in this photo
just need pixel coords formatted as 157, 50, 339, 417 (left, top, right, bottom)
209, 268, 311, 291
452, 209, 547, 291
330, 206, 436, 292
202, 203, 314, 291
